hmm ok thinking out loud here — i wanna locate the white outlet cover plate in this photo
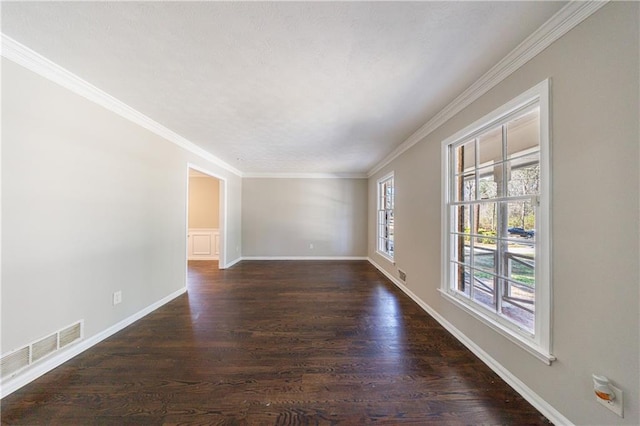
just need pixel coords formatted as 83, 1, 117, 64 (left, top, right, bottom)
596, 384, 623, 418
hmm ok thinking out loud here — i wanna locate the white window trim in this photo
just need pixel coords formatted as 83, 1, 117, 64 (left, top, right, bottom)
440, 79, 554, 364
376, 171, 395, 262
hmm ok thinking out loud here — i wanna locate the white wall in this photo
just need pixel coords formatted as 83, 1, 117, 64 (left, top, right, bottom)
1, 58, 242, 361
369, 3, 639, 425
242, 178, 367, 257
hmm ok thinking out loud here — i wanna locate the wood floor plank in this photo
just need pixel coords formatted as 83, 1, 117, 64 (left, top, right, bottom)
1, 260, 551, 425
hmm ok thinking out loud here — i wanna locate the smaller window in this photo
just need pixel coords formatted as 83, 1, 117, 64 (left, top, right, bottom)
377, 172, 395, 260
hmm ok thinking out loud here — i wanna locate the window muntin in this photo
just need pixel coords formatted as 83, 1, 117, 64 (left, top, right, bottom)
377, 173, 394, 260
442, 81, 551, 363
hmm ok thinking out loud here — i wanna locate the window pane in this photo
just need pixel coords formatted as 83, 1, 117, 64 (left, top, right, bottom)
472, 237, 497, 309
501, 279, 535, 333
501, 239, 535, 332
506, 240, 535, 286
506, 108, 539, 158
385, 189, 393, 209
454, 140, 476, 175
454, 174, 476, 202
464, 175, 476, 201
477, 202, 498, 235
453, 263, 471, 296
507, 156, 540, 197
473, 236, 496, 273
506, 200, 536, 239
452, 233, 470, 266
477, 126, 503, 166
478, 166, 499, 200
452, 205, 472, 235
473, 269, 496, 309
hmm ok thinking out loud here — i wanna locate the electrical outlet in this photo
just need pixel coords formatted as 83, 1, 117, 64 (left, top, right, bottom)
309, 243, 314, 249
398, 270, 407, 281
596, 383, 623, 418
113, 291, 122, 306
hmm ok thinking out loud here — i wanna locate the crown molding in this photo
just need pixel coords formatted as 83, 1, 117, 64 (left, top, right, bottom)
1, 34, 244, 177
367, 0, 608, 177
242, 172, 367, 179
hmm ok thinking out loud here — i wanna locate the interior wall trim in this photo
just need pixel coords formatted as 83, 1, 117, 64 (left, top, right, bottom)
223, 256, 243, 269
242, 173, 368, 179
366, 257, 573, 426
0, 34, 243, 177
367, 0, 608, 177
0, 287, 187, 399
241, 256, 368, 261
242, 173, 367, 179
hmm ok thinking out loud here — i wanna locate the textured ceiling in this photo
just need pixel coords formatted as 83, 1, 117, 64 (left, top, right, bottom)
1, 1, 566, 175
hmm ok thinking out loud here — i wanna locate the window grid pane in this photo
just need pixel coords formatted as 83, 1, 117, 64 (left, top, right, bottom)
448, 108, 540, 333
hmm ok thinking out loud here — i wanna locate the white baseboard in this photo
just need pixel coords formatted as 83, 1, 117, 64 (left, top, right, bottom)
223, 256, 243, 269
221, 256, 367, 268
241, 256, 368, 261
0, 287, 187, 399
366, 257, 572, 426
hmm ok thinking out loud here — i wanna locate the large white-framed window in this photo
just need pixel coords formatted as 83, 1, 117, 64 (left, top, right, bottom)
377, 172, 395, 261
441, 80, 553, 364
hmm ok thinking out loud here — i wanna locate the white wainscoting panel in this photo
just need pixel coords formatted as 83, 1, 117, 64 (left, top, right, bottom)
188, 228, 219, 260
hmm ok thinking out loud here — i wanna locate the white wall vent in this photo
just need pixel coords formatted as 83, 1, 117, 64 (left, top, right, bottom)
1, 347, 30, 379
31, 334, 57, 362
0, 320, 83, 381
59, 322, 82, 348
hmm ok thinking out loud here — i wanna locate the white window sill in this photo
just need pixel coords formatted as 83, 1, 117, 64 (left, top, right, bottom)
439, 289, 555, 365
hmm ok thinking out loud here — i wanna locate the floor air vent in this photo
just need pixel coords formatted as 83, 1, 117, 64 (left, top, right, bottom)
0, 320, 83, 381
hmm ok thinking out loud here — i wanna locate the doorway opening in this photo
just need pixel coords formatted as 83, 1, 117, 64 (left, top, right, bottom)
186, 165, 227, 270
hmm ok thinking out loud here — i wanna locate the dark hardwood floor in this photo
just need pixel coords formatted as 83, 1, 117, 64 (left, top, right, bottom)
2, 260, 550, 425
